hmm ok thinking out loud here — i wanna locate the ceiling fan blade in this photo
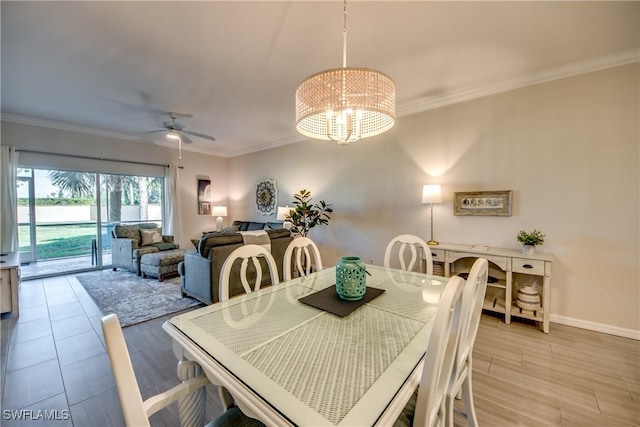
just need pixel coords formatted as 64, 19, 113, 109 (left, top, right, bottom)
184, 130, 216, 142
168, 111, 194, 119
139, 130, 166, 136
180, 134, 194, 144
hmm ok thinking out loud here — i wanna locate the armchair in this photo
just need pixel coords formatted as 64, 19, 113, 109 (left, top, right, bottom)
111, 223, 178, 276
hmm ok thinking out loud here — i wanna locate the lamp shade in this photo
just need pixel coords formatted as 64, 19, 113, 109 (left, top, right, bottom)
210, 206, 227, 217
422, 184, 442, 204
295, 68, 396, 143
277, 206, 291, 221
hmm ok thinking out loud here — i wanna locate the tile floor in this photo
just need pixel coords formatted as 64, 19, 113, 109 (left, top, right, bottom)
19, 254, 112, 280
1, 274, 222, 426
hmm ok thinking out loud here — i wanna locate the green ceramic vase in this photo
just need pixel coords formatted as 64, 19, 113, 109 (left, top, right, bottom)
336, 256, 366, 301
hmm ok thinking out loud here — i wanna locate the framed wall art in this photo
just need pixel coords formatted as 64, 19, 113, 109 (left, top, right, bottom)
197, 179, 211, 215
454, 190, 512, 216
256, 178, 278, 215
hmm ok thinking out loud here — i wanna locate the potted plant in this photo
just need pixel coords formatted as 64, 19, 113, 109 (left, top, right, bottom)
286, 189, 333, 237
517, 229, 545, 254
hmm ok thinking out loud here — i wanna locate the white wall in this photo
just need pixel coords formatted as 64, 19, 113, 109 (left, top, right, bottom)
229, 64, 639, 335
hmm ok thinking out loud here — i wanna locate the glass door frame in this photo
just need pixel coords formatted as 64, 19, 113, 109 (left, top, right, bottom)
17, 174, 36, 264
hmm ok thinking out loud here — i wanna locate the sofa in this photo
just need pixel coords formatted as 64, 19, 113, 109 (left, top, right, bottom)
179, 228, 293, 305
111, 223, 179, 276
202, 220, 285, 235
232, 220, 284, 231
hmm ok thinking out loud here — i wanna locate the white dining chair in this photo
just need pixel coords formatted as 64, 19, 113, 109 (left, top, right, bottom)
219, 244, 280, 302
384, 234, 434, 275
394, 275, 466, 427
218, 244, 280, 413
446, 257, 489, 427
283, 237, 323, 281
101, 313, 265, 427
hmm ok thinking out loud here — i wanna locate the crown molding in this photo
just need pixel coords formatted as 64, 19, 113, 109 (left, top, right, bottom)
225, 134, 307, 158
0, 114, 143, 142
397, 48, 640, 117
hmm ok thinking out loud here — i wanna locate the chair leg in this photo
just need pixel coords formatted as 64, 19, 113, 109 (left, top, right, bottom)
446, 389, 456, 427
460, 375, 478, 427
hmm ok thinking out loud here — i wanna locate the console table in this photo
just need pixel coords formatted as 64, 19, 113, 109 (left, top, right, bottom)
430, 243, 553, 333
1, 252, 20, 318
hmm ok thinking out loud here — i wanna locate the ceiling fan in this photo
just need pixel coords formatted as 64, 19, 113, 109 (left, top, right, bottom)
142, 112, 216, 159
142, 112, 216, 145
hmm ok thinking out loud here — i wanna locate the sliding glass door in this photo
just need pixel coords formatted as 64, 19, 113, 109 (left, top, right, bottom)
98, 173, 164, 266
18, 168, 164, 279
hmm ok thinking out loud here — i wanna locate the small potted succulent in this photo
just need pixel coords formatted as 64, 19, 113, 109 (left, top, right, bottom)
517, 229, 545, 254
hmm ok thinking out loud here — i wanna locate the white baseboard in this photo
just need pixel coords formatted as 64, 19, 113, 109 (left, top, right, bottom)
550, 314, 640, 340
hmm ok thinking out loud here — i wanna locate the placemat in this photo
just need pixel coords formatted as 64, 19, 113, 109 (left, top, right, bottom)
298, 285, 385, 317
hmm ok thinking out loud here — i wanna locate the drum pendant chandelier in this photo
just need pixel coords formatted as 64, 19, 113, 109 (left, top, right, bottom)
295, 1, 396, 144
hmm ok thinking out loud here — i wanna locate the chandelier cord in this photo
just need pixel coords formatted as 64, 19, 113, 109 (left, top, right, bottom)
342, 0, 347, 68
294, 0, 395, 143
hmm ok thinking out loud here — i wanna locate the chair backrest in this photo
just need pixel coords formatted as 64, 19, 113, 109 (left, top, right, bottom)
413, 276, 465, 427
101, 314, 210, 427
102, 314, 149, 426
383, 234, 433, 274
283, 237, 323, 281
454, 257, 489, 378
219, 244, 280, 301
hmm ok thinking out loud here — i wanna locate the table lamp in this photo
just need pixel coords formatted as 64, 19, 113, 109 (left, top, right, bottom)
422, 184, 442, 246
277, 206, 293, 230
211, 206, 227, 231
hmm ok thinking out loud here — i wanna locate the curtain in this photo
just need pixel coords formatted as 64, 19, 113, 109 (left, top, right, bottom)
0, 146, 19, 253
164, 164, 184, 248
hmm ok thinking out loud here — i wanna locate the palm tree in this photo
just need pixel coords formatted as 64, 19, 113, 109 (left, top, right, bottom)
47, 171, 95, 198
137, 176, 149, 220
104, 174, 124, 223
46, 171, 160, 224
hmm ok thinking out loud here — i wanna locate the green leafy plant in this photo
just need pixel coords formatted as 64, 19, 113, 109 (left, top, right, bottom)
517, 229, 545, 246
286, 189, 333, 237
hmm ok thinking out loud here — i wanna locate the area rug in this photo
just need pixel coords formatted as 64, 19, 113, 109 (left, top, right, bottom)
76, 270, 204, 327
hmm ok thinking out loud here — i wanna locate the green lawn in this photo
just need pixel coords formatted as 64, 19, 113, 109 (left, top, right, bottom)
18, 223, 108, 260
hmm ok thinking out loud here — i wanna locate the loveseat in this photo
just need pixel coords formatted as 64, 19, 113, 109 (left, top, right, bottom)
111, 223, 179, 276
179, 228, 293, 305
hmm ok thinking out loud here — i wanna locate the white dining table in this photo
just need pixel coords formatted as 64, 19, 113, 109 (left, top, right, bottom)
163, 264, 449, 427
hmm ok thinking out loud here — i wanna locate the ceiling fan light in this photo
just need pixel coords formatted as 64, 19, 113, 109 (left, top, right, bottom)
166, 131, 180, 140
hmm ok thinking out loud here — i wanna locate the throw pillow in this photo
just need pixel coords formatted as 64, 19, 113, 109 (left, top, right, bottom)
153, 242, 178, 251
140, 228, 163, 246
221, 225, 240, 233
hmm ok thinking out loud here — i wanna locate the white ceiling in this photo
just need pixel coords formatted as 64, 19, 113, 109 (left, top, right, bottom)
2, 1, 638, 158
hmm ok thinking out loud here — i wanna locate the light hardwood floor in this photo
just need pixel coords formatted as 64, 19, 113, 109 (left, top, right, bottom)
1, 274, 639, 427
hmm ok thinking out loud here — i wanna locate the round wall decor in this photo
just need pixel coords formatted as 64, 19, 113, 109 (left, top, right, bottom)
256, 178, 278, 215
